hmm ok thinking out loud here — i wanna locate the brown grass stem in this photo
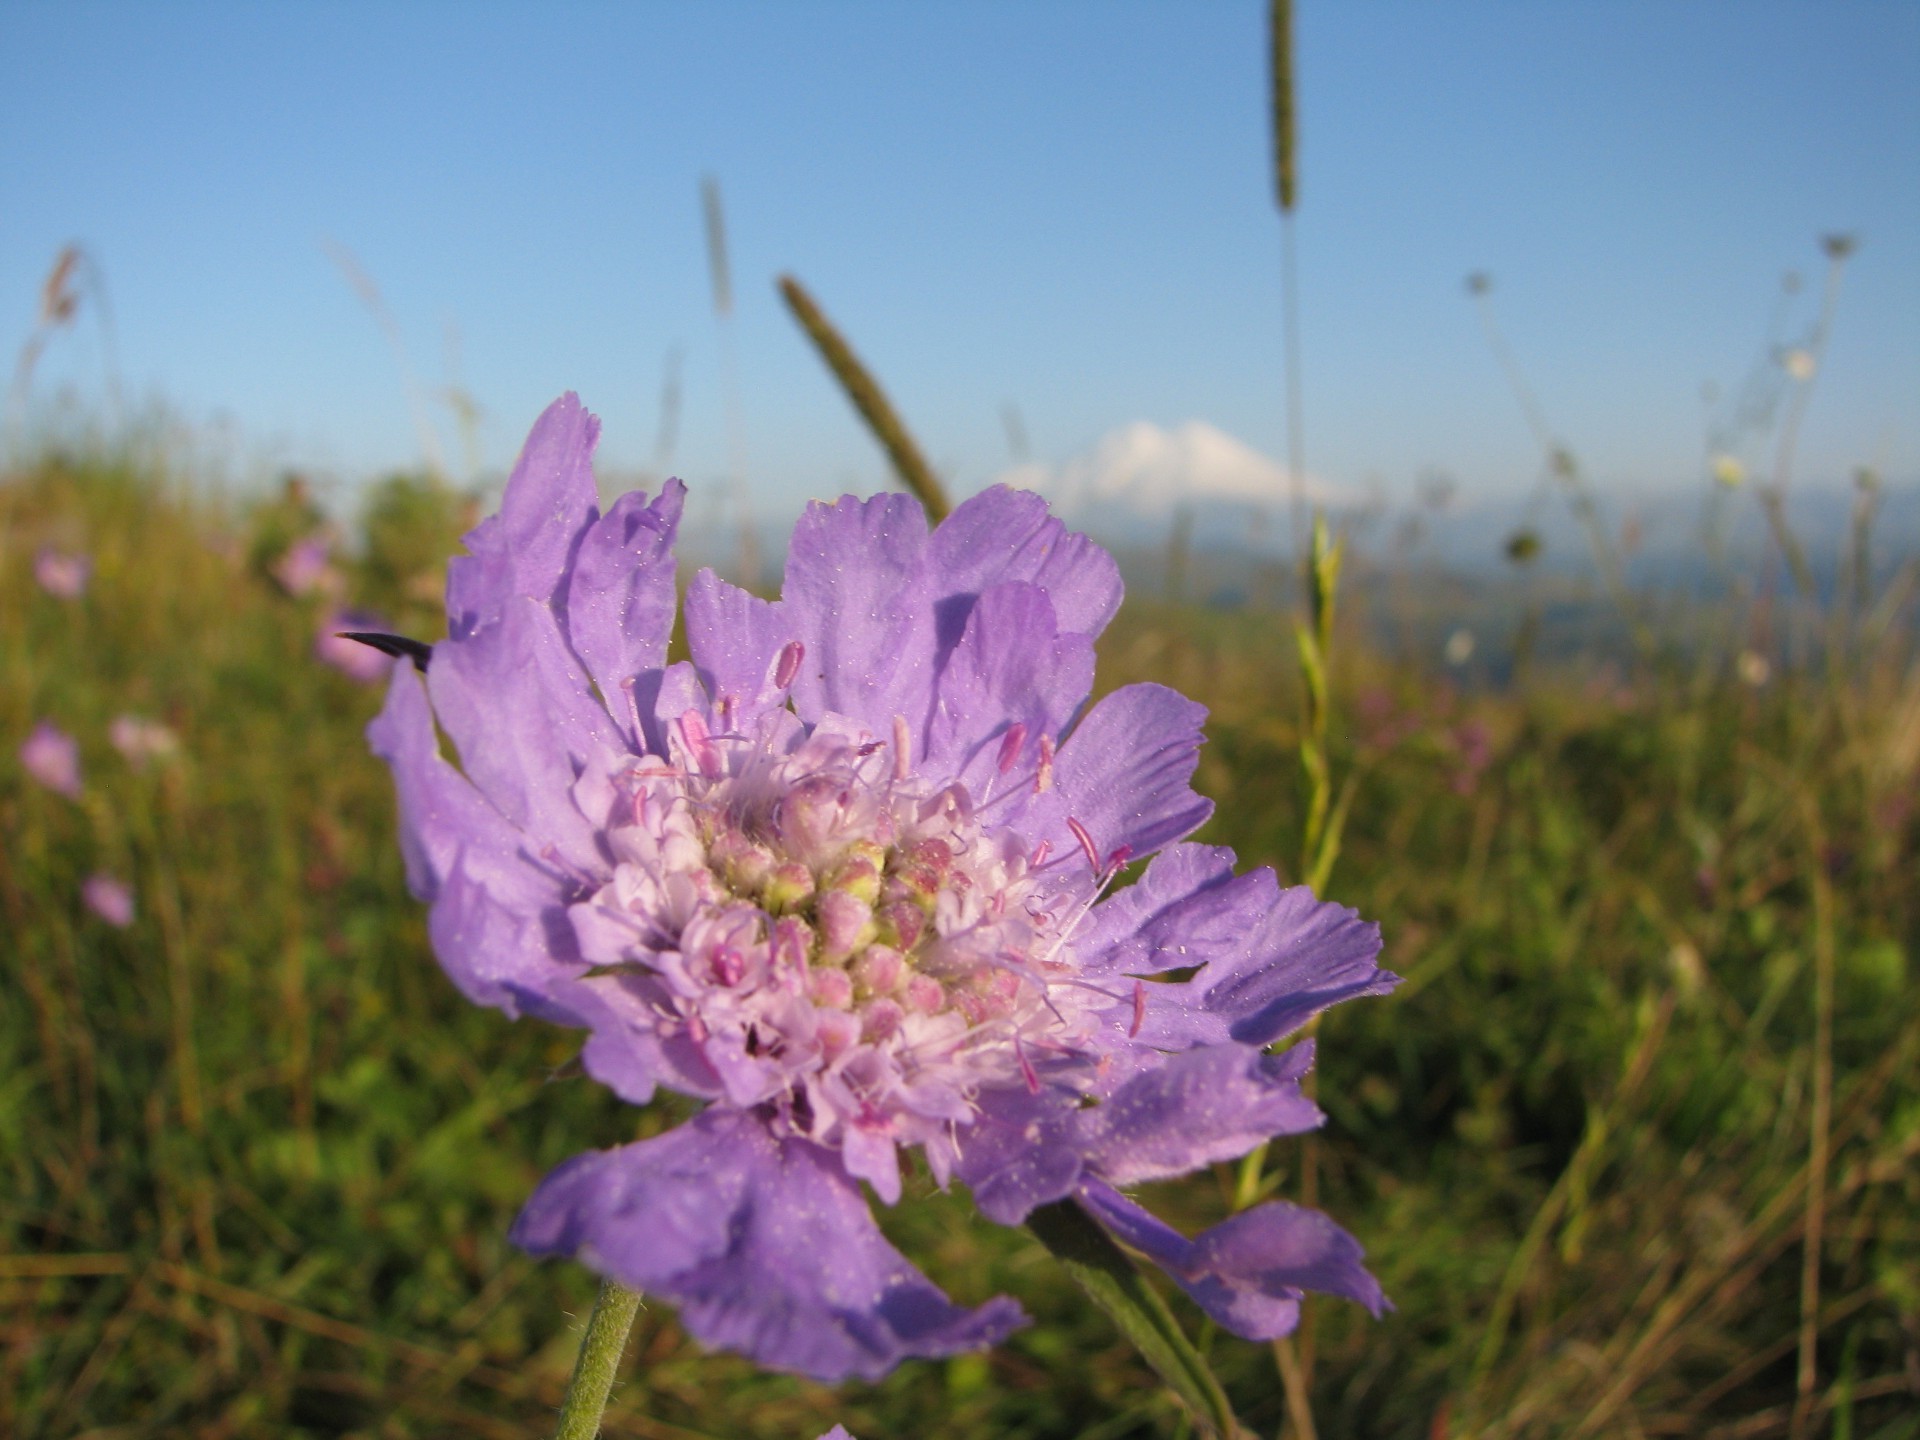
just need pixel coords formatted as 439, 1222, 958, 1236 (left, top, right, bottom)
777, 273, 950, 523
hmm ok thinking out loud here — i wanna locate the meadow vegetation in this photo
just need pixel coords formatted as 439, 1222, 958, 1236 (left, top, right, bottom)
2, 444, 1916, 1438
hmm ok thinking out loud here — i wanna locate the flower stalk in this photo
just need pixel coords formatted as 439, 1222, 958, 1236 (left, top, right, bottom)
551, 1280, 643, 1440
1027, 1202, 1245, 1440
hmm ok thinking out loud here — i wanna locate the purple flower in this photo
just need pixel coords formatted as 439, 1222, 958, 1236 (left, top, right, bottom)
34, 547, 91, 599
317, 609, 397, 684
20, 721, 83, 798
274, 534, 341, 598
83, 874, 136, 927
370, 394, 1396, 1382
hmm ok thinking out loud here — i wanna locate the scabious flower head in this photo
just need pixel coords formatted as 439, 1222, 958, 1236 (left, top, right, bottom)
20, 720, 83, 798
34, 546, 91, 599
370, 395, 1397, 1382
318, 609, 397, 683
83, 874, 136, 928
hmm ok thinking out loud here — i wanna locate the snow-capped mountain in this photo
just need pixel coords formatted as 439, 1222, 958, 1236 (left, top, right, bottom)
995, 419, 1352, 547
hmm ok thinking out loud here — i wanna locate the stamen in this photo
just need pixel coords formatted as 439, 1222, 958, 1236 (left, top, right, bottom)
1035, 734, 1055, 792
774, 640, 804, 690
996, 723, 1027, 774
538, 844, 600, 894
1130, 979, 1146, 1038
1066, 816, 1100, 871
676, 710, 723, 779
618, 675, 646, 744
892, 714, 912, 781
1104, 843, 1134, 879
1015, 1036, 1041, 1094
1031, 838, 1052, 867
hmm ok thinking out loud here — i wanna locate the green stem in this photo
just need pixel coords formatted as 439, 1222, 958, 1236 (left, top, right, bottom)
1028, 1201, 1245, 1439
552, 1280, 643, 1440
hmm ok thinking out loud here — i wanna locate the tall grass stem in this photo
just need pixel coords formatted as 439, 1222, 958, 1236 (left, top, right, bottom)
777, 273, 951, 523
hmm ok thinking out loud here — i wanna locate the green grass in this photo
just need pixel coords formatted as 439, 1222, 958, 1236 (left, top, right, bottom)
3, 449, 1915, 1438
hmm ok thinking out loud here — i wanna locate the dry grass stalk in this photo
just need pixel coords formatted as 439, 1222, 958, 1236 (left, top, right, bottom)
776, 273, 950, 522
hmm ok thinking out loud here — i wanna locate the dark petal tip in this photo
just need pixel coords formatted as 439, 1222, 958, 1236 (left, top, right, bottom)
340, 631, 433, 671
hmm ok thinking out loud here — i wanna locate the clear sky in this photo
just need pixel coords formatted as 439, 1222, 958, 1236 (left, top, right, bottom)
3, 1, 1915, 522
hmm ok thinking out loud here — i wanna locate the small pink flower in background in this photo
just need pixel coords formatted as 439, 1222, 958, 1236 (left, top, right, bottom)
109, 714, 181, 766
83, 874, 135, 928
19, 721, 82, 798
317, 609, 395, 684
274, 534, 342, 598
34, 547, 91, 599
1450, 719, 1494, 796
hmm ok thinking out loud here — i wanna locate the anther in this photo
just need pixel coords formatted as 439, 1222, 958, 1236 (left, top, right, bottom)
892, 714, 911, 780
1066, 816, 1100, 871
1016, 1036, 1041, 1094
1104, 843, 1134, 879
774, 640, 804, 690
676, 709, 723, 779
1035, 734, 1055, 792
618, 675, 646, 743
996, 722, 1027, 775
1130, 979, 1146, 1038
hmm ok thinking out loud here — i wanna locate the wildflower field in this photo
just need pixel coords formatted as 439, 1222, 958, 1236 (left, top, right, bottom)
3, 434, 1915, 1439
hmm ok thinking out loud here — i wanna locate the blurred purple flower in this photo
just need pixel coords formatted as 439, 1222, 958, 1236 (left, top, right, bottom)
34, 547, 91, 598
20, 721, 82, 798
370, 395, 1395, 1382
274, 534, 341, 598
317, 610, 396, 684
83, 874, 136, 928
816, 1429, 855, 1440
1449, 719, 1494, 796
109, 713, 180, 766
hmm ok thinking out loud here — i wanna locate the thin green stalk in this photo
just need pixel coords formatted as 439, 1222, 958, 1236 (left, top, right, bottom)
777, 273, 950, 523
552, 1280, 642, 1440
1028, 1201, 1246, 1440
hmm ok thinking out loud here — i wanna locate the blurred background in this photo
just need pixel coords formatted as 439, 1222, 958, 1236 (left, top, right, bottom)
3, 3, 1917, 1438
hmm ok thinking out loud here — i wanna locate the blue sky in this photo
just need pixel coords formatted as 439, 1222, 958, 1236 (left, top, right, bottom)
2, 1, 1915, 522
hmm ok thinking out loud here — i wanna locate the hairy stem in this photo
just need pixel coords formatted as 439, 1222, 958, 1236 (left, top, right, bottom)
552, 1280, 643, 1440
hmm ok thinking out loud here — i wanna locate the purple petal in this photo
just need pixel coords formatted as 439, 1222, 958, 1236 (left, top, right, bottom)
1029, 683, 1213, 868
1078, 1178, 1387, 1341
927, 486, 1123, 646
447, 393, 600, 638
1079, 1043, 1322, 1186
428, 595, 621, 866
1077, 844, 1395, 1050
952, 1087, 1087, 1225
511, 1108, 1028, 1381
1073, 844, 1253, 977
565, 481, 685, 748
683, 568, 799, 725
781, 494, 937, 742
509, 970, 719, 1107
368, 666, 580, 1014
924, 581, 1094, 795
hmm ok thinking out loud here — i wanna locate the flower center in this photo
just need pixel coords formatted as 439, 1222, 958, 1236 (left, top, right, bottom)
578, 703, 1111, 1196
